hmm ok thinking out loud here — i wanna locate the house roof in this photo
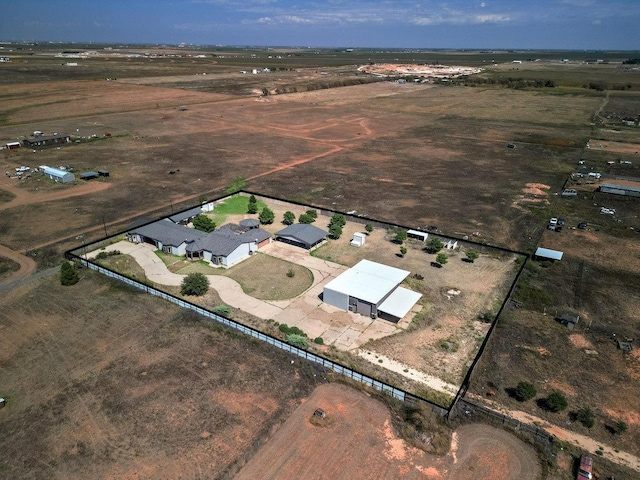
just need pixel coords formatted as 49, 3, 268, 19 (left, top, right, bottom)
535, 247, 563, 261
188, 225, 271, 256
80, 171, 99, 178
239, 218, 260, 228
324, 259, 410, 304
378, 287, 422, 319
169, 206, 203, 223
24, 133, 69, 143
275, 224, 328, 246
131, 219, 207, 247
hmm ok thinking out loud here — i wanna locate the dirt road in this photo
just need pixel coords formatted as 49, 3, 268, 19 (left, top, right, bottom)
0, 244, 36, 285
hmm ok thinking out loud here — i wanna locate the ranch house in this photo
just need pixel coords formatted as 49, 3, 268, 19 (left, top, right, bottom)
127, 219, 272, 267
23, 133, 71, 148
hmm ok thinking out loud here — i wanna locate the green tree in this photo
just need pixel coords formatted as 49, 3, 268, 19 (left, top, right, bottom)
541, 392, 568, 413
400, 246, 407, 257
305, 209, 318, 220
192, 214, 216, 233
225, 176, 247, 194
247, 195, 258, 214
298, 213, 314, 224
329, 223, 343, 240
466, 250, 480, 263
180, 272, 210, 296
365, 224, 373, 234
575, 407, 596, 429
282, 211, 295, 225
60, 260, 79, 286
514, 381, 537, 401
394, 229, 407, 244
259, 206, 275, 225
436, 253, 448, 265
329, 213, 346, 228
425, 237, 444, 254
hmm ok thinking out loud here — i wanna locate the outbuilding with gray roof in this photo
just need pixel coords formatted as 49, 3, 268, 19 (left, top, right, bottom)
275, 224, 328, 250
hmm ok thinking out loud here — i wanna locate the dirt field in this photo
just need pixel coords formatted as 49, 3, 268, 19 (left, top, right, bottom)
0, 272, 323, 479
236, 383, 541, 480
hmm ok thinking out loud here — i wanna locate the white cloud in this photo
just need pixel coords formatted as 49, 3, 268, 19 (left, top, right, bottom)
411, 12, 510, 26
592, 19, 602, 25
480, 2, 486, 7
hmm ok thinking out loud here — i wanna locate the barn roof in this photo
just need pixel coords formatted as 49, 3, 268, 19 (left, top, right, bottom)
378, 287, 422, 319
43, 166, 72, 177
324, 259, 410, 304
535, 247, 563, 261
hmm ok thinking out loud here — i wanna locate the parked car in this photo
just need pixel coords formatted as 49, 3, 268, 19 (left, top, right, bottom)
600, 207, 616, 215
577, 221, 588, 230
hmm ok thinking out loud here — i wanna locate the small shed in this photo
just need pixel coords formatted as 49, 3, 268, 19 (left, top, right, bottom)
80, 171, 99, 180
407, 229, 428, 242
350, 232, 366, 247
239, 218, 260, 230
534, 247, 563, 261
445, 240, 458, 250
6, 141, 21, 150
0, 397, 5, 409
599, 183, 640, 198
97, 170, 110, 177
43, 166, 75, 183
558, 314, 580, 330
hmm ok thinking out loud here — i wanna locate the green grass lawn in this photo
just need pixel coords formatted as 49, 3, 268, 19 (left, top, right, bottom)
206, 194, 267, 225
154, 250, 185, 268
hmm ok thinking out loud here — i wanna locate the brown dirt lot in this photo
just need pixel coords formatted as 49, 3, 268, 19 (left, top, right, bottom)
236, 383, 541, 480
0, 272, 323, 479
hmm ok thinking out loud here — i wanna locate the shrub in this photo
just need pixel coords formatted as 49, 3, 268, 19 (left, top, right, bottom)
329, 213, 346, 227
574, 407, 596, 429
192, 214, 216, 232
514, 381, 537, 401
609, 420, 628, 436
365, 224, 373, 234
400, 246, 407, 257
305, 209, 317, 220
329, 223, 343, 239
211, 305, 231, 316
282, 211, 295, 225
466, 250, 479, 263
541, 392, 568, 412
313, 337, 324, 345
286, 333, 308, 348
436, 253, 448, 265
425, 237, 444, 254
60, 260, 79, 286
394, 229, 407, 244
247, 195, 258, 214
286, 269, 295, 278
278, 323, 290, 333
259, 207, 275, 224
298, 213, 314, 224
180, 272, 209, 296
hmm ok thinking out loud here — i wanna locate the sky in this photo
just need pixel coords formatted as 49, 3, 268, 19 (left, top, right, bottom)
1, 0, 639, 50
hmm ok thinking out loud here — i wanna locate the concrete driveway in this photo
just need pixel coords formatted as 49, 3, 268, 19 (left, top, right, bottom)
88, 240, 416, 351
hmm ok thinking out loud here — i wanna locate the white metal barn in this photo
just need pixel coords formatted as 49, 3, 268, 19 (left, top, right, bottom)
323, 259, 422, 323
42, 166, 75, 183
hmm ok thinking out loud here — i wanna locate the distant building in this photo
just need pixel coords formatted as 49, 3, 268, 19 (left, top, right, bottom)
534, 247, 563, 261
5, 141, 20, 150
23, 133, 71, 148
599, 182, 640, 198
42, 166, 75, 183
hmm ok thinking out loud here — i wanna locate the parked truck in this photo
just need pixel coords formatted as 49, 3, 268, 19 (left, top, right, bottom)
576, 454, 593, 480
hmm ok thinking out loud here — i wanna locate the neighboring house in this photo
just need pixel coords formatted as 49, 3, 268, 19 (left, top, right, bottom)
80, 171, 99, 180
275, 224, 328, 250
127, 219, 272, 267
323, 259, 422, 323
42, 165, 75, 183
23, 133, 71, 148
